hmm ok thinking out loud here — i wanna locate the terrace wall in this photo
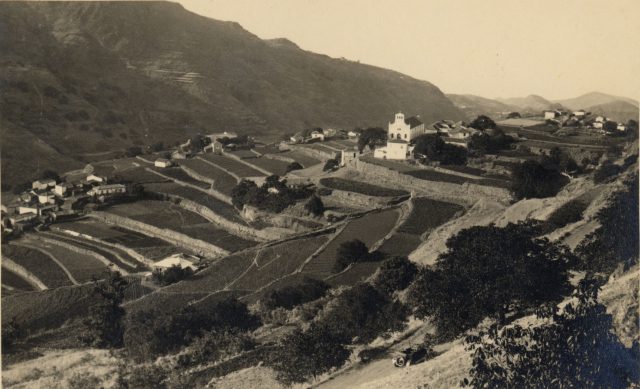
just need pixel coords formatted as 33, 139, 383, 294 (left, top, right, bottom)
353, 159, 510, 206
147, 167, 232, 204
291, 145, 335, 161
1, 257, 47, 290
89, 212, 229, 259
322, 188, 396, 208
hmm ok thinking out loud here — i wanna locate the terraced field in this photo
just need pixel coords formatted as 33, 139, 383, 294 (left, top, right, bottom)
2, 244, 73, 288
118, 166, 170, 184
181, 158, 239, 195
301, 143, 340, 157
1, 267, 36, 294
301, 208, 400, 279
200, 154, 266, 178
23, 238, 109, 283
281, 150, 321, 167
225, 149, 259, 159
320, 177, 409, 197
243, 157, 291, 176
149, 166, 211, 189
105, 201, 258, 252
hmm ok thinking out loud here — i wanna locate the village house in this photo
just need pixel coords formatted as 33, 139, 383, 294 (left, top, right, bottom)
310, 130, 325, 141
32, 179, 56, 191
289, 134, 305, 144
617, 123, 626, 132
87, 184, 127, 197
154, 158, 173, 168
203, 139, 224, 154
53, 183, 73, 197
374, 139, 412, 160
572, 110, 587, 117
340, 149, 358, 166
347, 130, 359, 138
18, 203, 57, 216
171, 150, 189, 160
543, 110, 561, 119
592, 122, 604, 129
86, 174, 107, 184
388, 113, 426, 141
595, 115, 606, 123
37, 192, 56, 205
8, 213, 38, 231
154, 253, 199, 271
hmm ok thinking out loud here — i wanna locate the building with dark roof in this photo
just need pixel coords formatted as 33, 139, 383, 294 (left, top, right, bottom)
387, 112, 426, 142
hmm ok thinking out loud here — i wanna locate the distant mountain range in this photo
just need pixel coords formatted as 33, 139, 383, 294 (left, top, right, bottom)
0, 1, 464, 187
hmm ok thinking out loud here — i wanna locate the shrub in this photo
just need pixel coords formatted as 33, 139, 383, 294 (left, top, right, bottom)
357, 127, 387, 152
323, 158, 339, 172
125, 146, 143, 157
333, 239, 370, 272
151, 265, 194, 286
373, 256, 418, 294
468, 115, 497, 131
544, 199, 588, 231
463, 278, 639, 388
412, 135, 468, 165
177, 329, 256, 367
231, 176, 314, 213
510, 160, 569, 199
262, 277, 329, 310
117, 364, 168, 389
286, 162, 303, 173
468, 129, 514, 155
304, 195, 325, 216
2, 317, 22, 354
594, 162, 623, 184
543, 147, 579, 174
408, 223, 575, 339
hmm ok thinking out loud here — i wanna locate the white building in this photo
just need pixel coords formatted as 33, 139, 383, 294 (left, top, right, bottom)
617, 124, 626, 132
340, 149, 358, 166
37, 193, 56, 205
32, 179, 56, 191
387, 113, 425, 141
572, 110, 586, 117
154, 158, 173, 168
54, 183, 72, 197
154, 253, 198, 271
374, 140, 412, 160
310, 131, 325, 141
592, 122, 604, 129
544, 110, 559, 119
86, 174, 107, 184
594, 116, 606, 123
87, 184, 127, 197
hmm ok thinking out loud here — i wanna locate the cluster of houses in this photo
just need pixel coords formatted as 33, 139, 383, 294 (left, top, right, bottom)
543, 109, 626, 133
1, 174, 129, 233
288, 128, 341, 144
373, 113, 479, 160
154, 131, 240, 168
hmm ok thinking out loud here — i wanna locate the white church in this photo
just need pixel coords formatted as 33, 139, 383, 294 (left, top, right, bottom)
374, 112, 428, 160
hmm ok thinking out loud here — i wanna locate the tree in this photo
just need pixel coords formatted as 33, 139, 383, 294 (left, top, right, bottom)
267, 324, 350, 384
151, 265, 194, 286
413, 135, 467, 165
468, 128, 514, 156
593, 161, 623, 184
468, 115, 496, 131
408, 223, 575, 339
79, 271, 129, 348
603, 120, 618, 133
510, 160, 569, 200
323, 158, 339, 172
263, 277, 329, 310
507, 112, 521, 119
125, 146, 143, 157
41, 169, 60, 182
286, 162, 303, 173
373, 256, 418, 294
304, 195, 325, 216
334, 239, 369, 272
463, 278, 639, 388
2, 317, 22, 354
357, 127, 387, 152
543, 147, 579, 174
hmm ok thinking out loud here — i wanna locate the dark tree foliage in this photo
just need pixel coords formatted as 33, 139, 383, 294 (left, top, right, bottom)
217, 135, 251, 147
151, 265, 194, 286
408, 223, 575, 339
124, 297, 260, 361
149, 141, 165, 152
603, 120, 619, 133
468, 115, 497, 131
177, 329, 256, 368
594, 161, 624, 184
576, 176, 639, 273
542, 147, 579, 174
373, 256, 418, 295
286, 162, 303, 173
2, 317, 22, 354
323, 158, 339, 172
41, 169, 60, 182
626, 119, 638, 139
543, 199, 588, 232
412, 135, 468, 165
124, 146, 143, 157
506, 112, 521, 118
510, 160, 569, 200
467, 129, 514, 156
333, 239, 370, 272
189, 134, 210, 152
267, 324, 351, 384
463, 278, 639, 389
357, 127, 387, 152
263, 277, 329, 310
79, 271, 129, 348
304, 194, 325, 216
320, 284, 409, 343
231, 176, 313, 213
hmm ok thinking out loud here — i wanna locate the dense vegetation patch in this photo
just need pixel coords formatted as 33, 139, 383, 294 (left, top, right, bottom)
319, 177, 408, 197
231, 175, 314, 213
151, 264, 194, 286
262, 277, 329, 310
510, 159, 569, 199
412, 134, 468, 165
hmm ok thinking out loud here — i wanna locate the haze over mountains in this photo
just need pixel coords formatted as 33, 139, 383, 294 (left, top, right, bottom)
0, 1, 637, 188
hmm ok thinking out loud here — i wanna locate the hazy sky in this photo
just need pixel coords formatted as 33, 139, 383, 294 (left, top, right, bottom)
179, 0, 639, 100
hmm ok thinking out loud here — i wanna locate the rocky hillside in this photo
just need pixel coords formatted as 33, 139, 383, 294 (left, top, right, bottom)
0, 1, 464, 187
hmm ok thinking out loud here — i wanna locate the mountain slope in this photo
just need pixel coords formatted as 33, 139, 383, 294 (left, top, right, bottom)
0, 1, 464, 188
446, 94, 517, 119
497, 94, 563, 112
585, 100, 639, 123
555, 92, 638, 111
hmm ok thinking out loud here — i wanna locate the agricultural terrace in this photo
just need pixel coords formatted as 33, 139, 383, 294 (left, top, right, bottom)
118, 166, 171, 184
225, 149, 260, 159
199, 154, 266, 178
378, 198, 464, 257
301, 208, 400, 279
21, 236, 109, 283
103, 200, 258, 252
320, 177, 409, 197
324, 139, 357, 150
300, 143, 340, 157
241, 156, 291, 176
180, 158, 238, 195
54, 219, 186, 261
280, 150, 321, 167
2, 267, 36, 295
253, 143, 282, 155
361, 156, 511, 189
40, 231, 147, 272
148, 166, 211, 189
142, 182, 253, 226
2, 244, 75, 288
498, 123, 620, 148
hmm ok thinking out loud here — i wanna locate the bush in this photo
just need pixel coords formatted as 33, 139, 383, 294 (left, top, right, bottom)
373, 256, 418, 294
286, 162, 303, 173
262, 277, 329, 310
544, 199, 588, 231
510, 160, 569, 200
151, 265, 193, 286
594, 162, 623, 184
543, 147, 579, 174
333, 239, 370, 272
2, 317, 21, 354
125, 146, 143, 157
468, 129, 514, 155
177, 329, 256, 367
323, 158, 339, 172
231, 176, 314, 213
408, 223, 575, 339
463, 278, 639, 388
304, 195, 325, 216
468, 115, 496, 131
357, 127, 387, 152
412, 135, 467, 165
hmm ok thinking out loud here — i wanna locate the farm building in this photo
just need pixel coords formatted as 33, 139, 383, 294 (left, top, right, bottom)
86, 174, 107, 184
203, 140, 224, 154
347, 130, 359, 138
448, 127, 477, 139
87, 184, 127, 197
154, 253, 199, 271
171, 150, 189, 160
543, 110, 561, 119
341, 149, 358, 166
572, 110, 587, 117
617, 124, 626, 132
374, 139, 412, 160
388, 112, 427, 141
154, 158, 173, 168
32, 179, 56, 190
37, 193, 56, 204
310, 130, 325, 141
53, 183, 73, 196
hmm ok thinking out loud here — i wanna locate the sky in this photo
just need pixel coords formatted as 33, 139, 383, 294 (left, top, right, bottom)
179, 0, 640, 100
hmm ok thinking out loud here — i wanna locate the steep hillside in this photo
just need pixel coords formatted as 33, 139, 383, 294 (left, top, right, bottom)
446, 94, 516, 119
555, 91, 638, 111
0, 1, 464, 187
497, 94, 563, 112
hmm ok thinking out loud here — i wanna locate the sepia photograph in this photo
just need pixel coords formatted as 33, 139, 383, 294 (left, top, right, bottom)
0, 0, 638, 387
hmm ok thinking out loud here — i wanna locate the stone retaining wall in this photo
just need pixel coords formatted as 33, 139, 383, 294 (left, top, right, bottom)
1, 256, 48, 290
